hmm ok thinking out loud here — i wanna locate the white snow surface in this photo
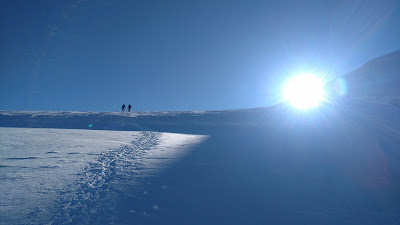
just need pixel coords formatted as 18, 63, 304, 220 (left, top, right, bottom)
0, 127, 206, 224
1, 98, 400, 224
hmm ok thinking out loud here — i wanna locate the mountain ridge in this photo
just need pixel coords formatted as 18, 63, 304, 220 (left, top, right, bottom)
341, 50, 400, 96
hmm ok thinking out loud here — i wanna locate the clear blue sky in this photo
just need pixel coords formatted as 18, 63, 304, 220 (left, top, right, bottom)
1, 0, 400, 111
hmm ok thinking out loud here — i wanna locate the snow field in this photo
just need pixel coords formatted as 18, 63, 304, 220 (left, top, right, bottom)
0, 127, 207, 224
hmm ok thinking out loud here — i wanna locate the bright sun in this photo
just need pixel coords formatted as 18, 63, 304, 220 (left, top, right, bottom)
283, 74, 325, 109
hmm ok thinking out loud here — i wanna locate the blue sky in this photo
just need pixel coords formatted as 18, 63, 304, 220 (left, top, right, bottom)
1, 0, 400, 111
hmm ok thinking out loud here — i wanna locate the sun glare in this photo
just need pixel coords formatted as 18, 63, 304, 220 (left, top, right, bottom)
283, 74, 325, 110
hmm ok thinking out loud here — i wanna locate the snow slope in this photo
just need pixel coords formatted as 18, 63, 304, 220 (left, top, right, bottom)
0, 128, 206, 224
1, 99, 400, 224
1, 51, 400, 224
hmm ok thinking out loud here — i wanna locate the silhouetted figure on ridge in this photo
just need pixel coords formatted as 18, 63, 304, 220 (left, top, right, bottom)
122, 104, 125, 112
128, 104, 132, 112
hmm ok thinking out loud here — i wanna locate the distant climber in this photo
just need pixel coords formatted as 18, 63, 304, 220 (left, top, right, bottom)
122, 104, 126, 112
128, 104, 132, 112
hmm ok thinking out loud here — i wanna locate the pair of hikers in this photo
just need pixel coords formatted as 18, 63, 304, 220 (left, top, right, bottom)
122, 104, 132, 112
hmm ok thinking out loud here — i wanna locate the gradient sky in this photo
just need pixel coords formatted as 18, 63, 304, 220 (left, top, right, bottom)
1, 0, 400, 111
